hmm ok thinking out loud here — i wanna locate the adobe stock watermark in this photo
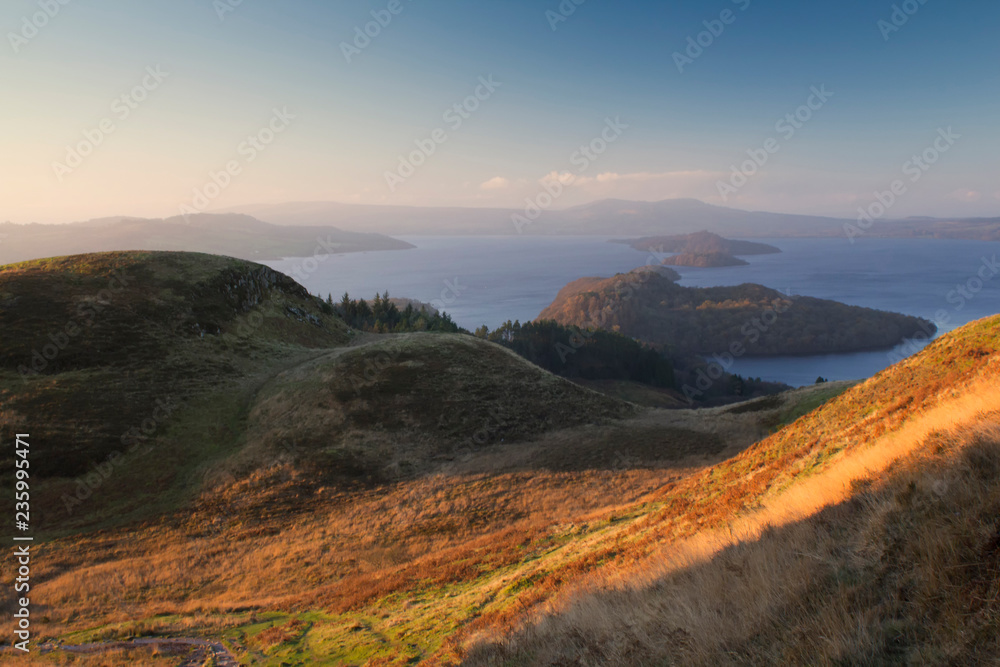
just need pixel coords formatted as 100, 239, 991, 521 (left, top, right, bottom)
7, 0, 73, 54
429, 277, 464, 314
717, 85, 834, 203
179, 107, 295, 219
341, 0, 415, 63
673, 0, 752, 74
281, 234, 363, 286
554, 280, 641, 363
889, 254, 999, 364
384, 76, 501, 193
844, 127, 959, 243
512, 116, 629, 234
546, 0, 588, 32
877, 0, 930, 41
682, 291, 793, 404
214, 0, 245, 22
17, 270, 132, 383
52, 66, 170, 183
61, 398, 179, 516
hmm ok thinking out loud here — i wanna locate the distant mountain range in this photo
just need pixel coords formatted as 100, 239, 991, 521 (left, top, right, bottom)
0, 213, 413, 266
220, 198, 1000, 240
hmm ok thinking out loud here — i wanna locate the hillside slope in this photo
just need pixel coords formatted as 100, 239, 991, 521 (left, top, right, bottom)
232, 333, 636, 485
9, 314, 993, 666
468, 316, 1000, 665
539, 271, 935, 356
0, 251, 349, 529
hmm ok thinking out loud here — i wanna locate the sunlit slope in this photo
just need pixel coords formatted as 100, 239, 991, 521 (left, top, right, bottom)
468, 320, 1000, 665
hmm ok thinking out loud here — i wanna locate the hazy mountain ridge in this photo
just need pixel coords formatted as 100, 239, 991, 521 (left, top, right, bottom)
221, 198, 1000, 240
0, 213, 413, 265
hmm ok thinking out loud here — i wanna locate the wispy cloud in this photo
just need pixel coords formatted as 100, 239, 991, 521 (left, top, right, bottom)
948, 189, 982, 203
479, 176, 511, 190
538, 170, 724, 201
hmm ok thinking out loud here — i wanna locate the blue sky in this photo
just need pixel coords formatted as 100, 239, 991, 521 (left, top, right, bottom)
1, 0, 998, 222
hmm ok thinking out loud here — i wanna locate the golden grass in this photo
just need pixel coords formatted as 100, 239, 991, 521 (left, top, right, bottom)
0, 387, 791, 663
1, 318, 995, 665
465, 397, 1000, 664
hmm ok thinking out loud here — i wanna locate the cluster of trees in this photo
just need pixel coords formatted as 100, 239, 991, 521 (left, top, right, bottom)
331, 292, 461, 334
474, 319, 675, 388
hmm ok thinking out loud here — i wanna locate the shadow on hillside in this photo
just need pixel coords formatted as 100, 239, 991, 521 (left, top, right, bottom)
464, 419, 1000, 666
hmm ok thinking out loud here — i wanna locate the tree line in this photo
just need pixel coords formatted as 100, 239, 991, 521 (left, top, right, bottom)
330, 292, 461, 334
474, 319, 675, 388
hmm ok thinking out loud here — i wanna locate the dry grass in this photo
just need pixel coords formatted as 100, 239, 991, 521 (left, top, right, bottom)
0, 382, 805, 663
465, 411, 1000, 665
0, 316, 995, 664
6, 647, 181, 665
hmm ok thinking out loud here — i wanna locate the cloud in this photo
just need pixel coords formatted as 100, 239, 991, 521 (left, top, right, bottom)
948, 189, 982, 202
538, 170, 724, 201
479, 176, 511, 190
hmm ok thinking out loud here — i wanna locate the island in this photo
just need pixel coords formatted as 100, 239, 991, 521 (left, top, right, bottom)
617, 230, 782, 256
538, 271, 935, 357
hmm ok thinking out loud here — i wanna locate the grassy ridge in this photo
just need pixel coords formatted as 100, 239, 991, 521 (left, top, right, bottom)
0, 251, 348, 532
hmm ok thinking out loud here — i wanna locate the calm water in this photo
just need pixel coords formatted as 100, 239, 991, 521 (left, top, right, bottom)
264, 236, 1000, 386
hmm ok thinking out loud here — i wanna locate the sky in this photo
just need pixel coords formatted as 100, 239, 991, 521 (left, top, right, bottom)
1, 0, 998, 223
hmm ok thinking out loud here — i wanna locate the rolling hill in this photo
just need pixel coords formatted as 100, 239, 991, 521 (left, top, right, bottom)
0, 250, 997, 665
0, 251, 350, 526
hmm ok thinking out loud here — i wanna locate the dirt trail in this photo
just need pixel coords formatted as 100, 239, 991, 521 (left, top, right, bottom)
35, 637, 239, 665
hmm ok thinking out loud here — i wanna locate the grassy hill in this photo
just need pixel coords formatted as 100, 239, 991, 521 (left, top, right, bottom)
0, 251, 350, 529
232, 333, 637, 485
0, 251, 997, 665
539, 271, 935, 356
